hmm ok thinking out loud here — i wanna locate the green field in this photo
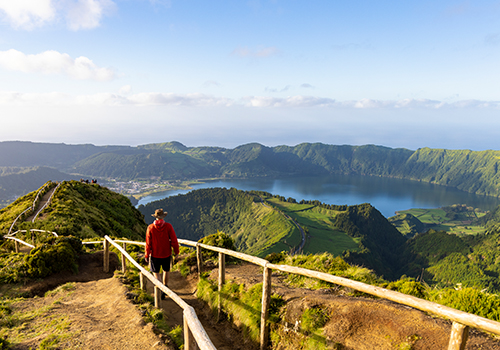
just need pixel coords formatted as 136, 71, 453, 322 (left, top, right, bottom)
266, 198, 360, 256
395, 205, 487, 236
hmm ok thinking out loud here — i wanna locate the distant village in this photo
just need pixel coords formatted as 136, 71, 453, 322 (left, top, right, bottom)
104, 179, 175, 196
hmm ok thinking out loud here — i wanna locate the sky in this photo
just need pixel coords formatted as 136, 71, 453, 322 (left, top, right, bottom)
0, 0, 500, 150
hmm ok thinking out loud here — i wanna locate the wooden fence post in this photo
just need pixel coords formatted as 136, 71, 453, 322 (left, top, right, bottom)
103, 239, 109, 273
121, 243, 127, 273
14, 240, 19, 253
154, 286, 161, 308
448, 321, 469, 350
218, 252, 226, 319
140, 271, 146, 291
197, 244, 203, 277
260, 266, 272, 350
184, 312, 196, 350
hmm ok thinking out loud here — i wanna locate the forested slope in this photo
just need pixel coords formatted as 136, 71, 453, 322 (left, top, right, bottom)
138, 188, 299, 257
71, 142, 500, 197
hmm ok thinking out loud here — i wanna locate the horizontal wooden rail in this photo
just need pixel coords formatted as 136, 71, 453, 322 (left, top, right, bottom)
3, 236, 35, 248
6, 229, 58, 237
266, 262, 500, 336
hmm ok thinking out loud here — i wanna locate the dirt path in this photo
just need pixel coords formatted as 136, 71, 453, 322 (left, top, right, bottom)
7, 252, 173, 350
25, 186, 56, 223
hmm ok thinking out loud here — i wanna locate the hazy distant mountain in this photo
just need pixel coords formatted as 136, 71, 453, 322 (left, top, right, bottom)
0, 141, 130, 169
0, 166, 78, 206
2, 140, 500, 201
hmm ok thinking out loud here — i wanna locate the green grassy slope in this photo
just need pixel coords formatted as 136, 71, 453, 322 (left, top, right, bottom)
390, 205, 487, 237
1, 180, 147, 240
266, 198, 360, 255
138, 188, 299, 257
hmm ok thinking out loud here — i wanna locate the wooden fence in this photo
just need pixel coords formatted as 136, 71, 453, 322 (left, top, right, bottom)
4, 229, 58, 252
86, 237, 500, 350
9, 233, 500, 350
8, 182, 52, 235
88, 236, 217, 350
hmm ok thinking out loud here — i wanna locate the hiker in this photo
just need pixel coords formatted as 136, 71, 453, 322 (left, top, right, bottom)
144, 208, 179, 299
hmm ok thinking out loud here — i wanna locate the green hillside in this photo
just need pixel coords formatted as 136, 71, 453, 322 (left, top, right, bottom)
388, 213, 426, 237
138, 188, 300, 257
389, 204, 487, 237
398, 204, 500, 293
1, 180, 147, 241
138, 188, 408, 278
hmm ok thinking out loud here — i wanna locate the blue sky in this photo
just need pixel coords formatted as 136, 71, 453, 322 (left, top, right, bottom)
0, 0, 499, 150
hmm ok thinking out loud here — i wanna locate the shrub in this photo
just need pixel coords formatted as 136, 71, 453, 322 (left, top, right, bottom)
429, 287, 500, 321
385, 276, 428, 299
199, 230, 235, 261
24, 237, 81, 279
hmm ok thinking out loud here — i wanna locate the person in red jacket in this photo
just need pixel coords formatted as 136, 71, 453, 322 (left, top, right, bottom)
145, 209, 179, 295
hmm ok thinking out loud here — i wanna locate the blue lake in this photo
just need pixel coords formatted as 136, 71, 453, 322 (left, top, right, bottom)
137, 174, 500, 218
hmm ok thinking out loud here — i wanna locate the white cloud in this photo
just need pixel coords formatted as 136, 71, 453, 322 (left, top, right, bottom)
0, 0, 115, 30
0, 49, 116, 80
1, 90, 500, 111
119, 85, 132, 95
0, 0, 55, 30
243, 96, 336, 107
127, 93, 233, 106
65, 0, 115, 31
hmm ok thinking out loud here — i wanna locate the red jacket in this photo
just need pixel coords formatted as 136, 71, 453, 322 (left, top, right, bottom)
145, 219, 179, 259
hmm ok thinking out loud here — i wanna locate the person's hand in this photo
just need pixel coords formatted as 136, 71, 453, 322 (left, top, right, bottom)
144, 257, 149, 264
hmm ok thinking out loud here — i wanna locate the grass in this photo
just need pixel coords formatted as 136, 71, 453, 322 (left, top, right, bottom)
266, 198, 360, 255
196, 276, 284, 344
397, 207, 487, 236
232, 201, 302, 257
118, 268, 184, 349
0, 282, 76, 349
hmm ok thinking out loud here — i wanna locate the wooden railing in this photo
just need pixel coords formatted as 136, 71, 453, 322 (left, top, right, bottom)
89, 236, 217, 350
31, 182, 62, 222
4, 229, 58, 252
83, 237, 500, 350
11, 234, 500, 350
7, 181, 57, 235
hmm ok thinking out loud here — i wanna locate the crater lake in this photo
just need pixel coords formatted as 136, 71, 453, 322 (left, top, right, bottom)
137, 174, 500, 218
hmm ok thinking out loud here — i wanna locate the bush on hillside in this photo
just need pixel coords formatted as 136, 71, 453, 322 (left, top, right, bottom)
384, 276, 427, 299
283, 253, 382, 289
24, 237, 82, 278
199, 230, 235, 261
429, 287, 500, 321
